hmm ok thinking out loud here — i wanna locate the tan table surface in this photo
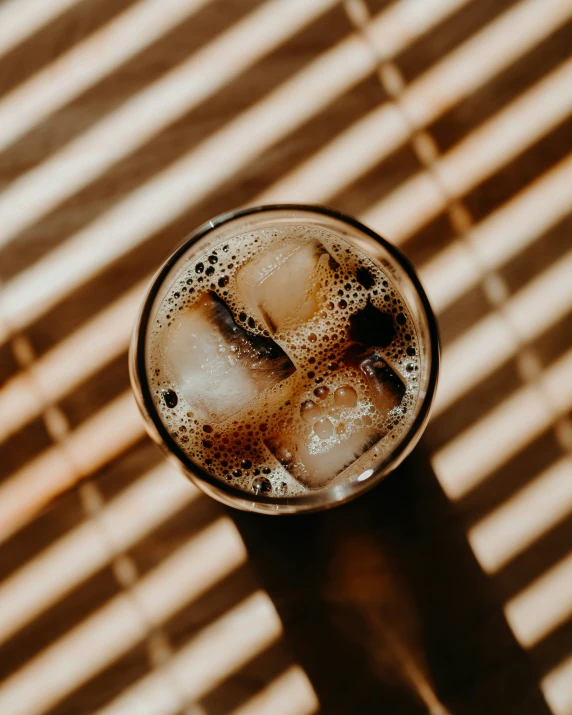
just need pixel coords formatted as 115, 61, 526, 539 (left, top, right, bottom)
0, 0, 570, 713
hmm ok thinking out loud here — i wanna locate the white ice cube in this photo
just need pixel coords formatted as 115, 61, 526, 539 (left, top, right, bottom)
266, 428, 380, 488
160, 294, 294, 422
237, 239, 324, 332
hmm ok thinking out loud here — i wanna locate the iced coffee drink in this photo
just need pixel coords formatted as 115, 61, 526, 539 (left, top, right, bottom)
130, 206, 439, 513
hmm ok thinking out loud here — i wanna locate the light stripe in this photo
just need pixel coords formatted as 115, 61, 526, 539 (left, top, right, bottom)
470, 155, 572, 270
256, 102, 409, 204
432, 348, 572, 500
230, 666, 319, 715
506, 251, 572, 344
433, 312, 517, 418
0, 32, 372, 340
0, 0, 477, 340
0, 0, 344, 253
505, 553, 572, 648
367, 0, 471, 54
399, 0, 572, 130
542, 655, 572, 715
363, 58, 572, 241
0, 0, 83, 60
468, 457, 572, 573
259, 0, 572, 206
0, 279, 147, 442
0, 517, 248, 715
421, 154, 572, 314
420, 242, 481, 317
0, 463, 198, 647
0, 0, 214, 156
0, 0, 339, 249
0, 391, 144, 545
433, 250, 572, 416
435, 60, 572, 197
97, 592, 282, 715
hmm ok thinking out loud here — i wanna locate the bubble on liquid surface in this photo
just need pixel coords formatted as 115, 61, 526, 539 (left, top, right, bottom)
314, 417, 334, 440
300, 400, 323, 423
334, 385, 357, 408
252, 476, 272, 495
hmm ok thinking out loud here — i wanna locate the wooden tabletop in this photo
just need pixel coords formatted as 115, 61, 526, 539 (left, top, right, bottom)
0, 0, 571, 713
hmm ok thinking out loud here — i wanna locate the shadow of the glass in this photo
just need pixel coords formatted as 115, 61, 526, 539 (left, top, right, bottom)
230, 443, 552, 714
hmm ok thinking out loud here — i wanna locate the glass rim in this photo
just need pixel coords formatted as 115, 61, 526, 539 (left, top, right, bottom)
132, 204, 440, 512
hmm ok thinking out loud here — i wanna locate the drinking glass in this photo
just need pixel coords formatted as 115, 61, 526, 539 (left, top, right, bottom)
129, 205, 439, 513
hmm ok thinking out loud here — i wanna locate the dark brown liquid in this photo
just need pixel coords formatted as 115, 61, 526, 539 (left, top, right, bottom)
148, 226, 421, 496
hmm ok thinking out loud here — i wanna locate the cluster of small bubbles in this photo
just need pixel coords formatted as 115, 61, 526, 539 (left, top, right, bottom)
147, 225, 422, 497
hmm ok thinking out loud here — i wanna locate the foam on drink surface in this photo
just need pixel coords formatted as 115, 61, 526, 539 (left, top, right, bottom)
148, 226, 421, 497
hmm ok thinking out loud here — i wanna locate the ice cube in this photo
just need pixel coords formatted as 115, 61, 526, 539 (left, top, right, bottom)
352, 350, 405, 415
161, 292, 295, 422
265, 428, 380, 488
236, 239, 325, 332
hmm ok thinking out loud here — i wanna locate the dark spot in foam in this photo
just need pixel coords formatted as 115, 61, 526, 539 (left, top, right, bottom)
253, 476, 272, 494
163, 390, 178, 408
356, 266, 375, 289
260, 306, 277, 334
328, 255, 340, 271
205, 292, 295, 369
349, 300, 396, 348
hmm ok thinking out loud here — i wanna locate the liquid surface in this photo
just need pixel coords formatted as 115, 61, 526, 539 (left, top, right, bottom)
147, 225, 421, 497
